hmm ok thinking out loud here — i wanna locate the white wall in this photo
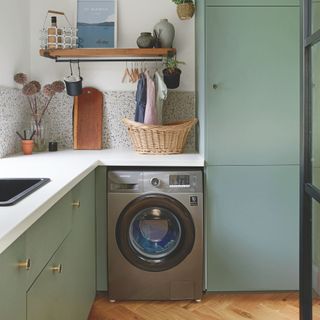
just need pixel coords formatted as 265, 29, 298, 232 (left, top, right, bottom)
0, 0, 30, 87
30, 0, 195, 91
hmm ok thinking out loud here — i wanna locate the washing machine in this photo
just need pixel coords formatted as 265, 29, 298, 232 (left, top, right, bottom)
107, 168, 203, 301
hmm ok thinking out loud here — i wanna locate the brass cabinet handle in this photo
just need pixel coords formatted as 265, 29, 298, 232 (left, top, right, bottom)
18, 258, 31, 270
51, 264, 63, 273
72, 200, 80, 208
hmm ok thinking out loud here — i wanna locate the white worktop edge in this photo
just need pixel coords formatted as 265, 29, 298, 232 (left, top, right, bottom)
0, 150, 204, 254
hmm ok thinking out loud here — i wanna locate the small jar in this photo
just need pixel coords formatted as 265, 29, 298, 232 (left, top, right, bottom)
136, 32, 155, 48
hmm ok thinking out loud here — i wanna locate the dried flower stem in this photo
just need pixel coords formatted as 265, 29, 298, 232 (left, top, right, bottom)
41, 95, 53, 118
27, 97, 34, 114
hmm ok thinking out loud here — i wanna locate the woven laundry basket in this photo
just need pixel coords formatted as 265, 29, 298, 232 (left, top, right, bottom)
123, 118, 198, 154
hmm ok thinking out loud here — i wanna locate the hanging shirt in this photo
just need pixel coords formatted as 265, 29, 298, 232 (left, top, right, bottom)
134, 73, 147, 123
144, 71, 158, 125
154, 71, 168, 124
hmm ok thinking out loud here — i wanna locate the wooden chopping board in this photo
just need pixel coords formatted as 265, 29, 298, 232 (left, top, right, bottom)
73, 87, 103, 150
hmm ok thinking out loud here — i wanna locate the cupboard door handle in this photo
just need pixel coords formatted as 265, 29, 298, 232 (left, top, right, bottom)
18, 258, 31, 270
51, 264, 63, 273
72, 200, 80, 208
212, 84, 218, 90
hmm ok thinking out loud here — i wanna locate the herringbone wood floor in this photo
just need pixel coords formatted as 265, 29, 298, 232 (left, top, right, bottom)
88, 292, 320, 320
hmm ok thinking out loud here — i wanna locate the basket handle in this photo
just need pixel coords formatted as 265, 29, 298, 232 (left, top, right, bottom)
43, 10, 72, 28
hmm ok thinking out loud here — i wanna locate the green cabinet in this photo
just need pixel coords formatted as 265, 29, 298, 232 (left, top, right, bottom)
206, 165, 299, 291
204, 2, 300, 291
27, 172, 96, 320
0, 171, 96, 320
0, 234, 27, 320
205, 6, 299, 165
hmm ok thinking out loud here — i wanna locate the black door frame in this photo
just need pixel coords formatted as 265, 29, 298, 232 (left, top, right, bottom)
300, 1, 320, 319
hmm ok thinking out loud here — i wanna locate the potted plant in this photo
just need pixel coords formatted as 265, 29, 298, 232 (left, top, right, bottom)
171, 0, 195, 20
163, 56, 185, 89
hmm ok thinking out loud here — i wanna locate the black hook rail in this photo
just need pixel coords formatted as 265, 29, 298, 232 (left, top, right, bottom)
56, 57, 164, 63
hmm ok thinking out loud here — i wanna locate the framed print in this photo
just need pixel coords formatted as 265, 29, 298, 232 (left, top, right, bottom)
77, 0, 117, 48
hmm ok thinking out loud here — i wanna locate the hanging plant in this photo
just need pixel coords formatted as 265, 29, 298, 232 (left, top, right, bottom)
171, 0, 195, 20
162, 56, 186, 89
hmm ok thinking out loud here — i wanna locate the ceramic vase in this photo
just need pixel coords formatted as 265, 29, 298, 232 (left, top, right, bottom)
153, 19, 175, 48
136, 32, 155, 48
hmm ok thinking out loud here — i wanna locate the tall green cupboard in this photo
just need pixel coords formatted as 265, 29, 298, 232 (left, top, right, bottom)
204, 1, 300, 290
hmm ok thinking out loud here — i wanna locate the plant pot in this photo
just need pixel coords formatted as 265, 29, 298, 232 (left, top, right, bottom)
177, 3, 195, 20
64, 76, 83, 96
21, 140, 34, 155
163, 68, 181, 89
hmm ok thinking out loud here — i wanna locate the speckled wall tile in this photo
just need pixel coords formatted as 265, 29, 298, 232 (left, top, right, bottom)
104, 91, 196, 152
0, 90, 196, 155
46, 93, 73, 149
0, 87, 30, 158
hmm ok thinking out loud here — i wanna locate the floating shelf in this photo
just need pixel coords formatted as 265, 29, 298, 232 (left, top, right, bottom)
39, 48, 176, 62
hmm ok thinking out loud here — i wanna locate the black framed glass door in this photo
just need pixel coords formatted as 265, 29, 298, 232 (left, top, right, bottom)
301, 1, 320, 319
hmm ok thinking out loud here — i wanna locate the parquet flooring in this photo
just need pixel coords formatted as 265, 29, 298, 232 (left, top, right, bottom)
88, 292, 320, 320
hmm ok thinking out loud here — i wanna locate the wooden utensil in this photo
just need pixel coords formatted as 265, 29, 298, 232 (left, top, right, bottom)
73, 87, 103, 150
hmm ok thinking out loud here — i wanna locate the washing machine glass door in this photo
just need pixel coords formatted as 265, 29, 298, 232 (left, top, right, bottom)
116, 193, 195, 272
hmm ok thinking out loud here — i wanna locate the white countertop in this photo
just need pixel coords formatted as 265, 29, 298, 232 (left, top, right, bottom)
0, 149, 204, 254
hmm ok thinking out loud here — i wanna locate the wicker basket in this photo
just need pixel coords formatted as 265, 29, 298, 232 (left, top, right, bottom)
123, 118, 198, 154
177, 3, 195, 20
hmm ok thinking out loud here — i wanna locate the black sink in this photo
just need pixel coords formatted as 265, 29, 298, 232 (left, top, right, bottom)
0, 178, 50, 206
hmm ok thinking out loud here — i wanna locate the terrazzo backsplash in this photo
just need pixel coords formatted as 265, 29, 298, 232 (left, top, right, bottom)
46, 90, 196, 152
0, 90, 196, 158
0, 87, 29, 158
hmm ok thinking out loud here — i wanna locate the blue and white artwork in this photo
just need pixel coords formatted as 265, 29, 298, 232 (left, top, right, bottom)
77, 0, 117, 48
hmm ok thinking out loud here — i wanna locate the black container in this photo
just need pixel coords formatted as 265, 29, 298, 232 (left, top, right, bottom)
64, 76, 83, 96
48, 141, 58, 152
65, 61, 83, 96
163, 68, 181, 89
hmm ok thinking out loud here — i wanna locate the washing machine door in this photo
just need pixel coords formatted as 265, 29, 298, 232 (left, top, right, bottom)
116, 193, 195, 272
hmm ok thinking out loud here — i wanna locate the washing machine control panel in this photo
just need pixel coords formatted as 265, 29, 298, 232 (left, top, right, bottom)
143, 171, 202, 193
169, 174, 190, 188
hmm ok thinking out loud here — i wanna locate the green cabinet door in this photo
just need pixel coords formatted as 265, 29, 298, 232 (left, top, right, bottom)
206, 165, 299, 291
27, 235, 74, 320
205, 6, 299, 165
69, 171, 96, 319
0, 234, 26, 320
26, 191, 72, 288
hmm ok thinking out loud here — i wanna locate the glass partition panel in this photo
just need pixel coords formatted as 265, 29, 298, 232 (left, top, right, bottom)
312, 0, 320, 33
312, 42, 320, 188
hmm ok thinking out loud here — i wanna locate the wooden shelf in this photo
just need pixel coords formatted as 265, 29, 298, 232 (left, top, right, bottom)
39, 48, 176, 62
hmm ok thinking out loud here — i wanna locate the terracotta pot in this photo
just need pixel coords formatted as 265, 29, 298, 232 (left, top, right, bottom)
177, 3, 195, 20
21, 140, 34, 155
